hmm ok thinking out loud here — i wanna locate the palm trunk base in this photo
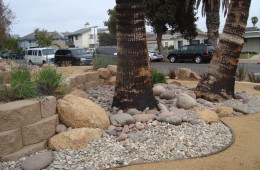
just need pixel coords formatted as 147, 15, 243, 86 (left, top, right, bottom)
194, 73, 235, 102
112, 91, 157, 111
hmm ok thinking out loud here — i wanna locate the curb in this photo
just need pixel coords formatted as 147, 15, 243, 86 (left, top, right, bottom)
105, 120, 235, 170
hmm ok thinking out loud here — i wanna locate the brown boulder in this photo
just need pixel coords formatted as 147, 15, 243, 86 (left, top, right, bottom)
107, 76, 116, 85
107, 65, 117, 76
178, 68, 191, 79
48, 128, 102, 150
98, 68, 110, 80
215, 106, 233, 117
57, 95, 110, 129
69, 89, 88, 98
197, 110, 220, 123
190, 71, 201, 80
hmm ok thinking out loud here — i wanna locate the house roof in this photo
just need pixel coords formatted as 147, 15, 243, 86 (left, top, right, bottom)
246, 27, 260, 32
20, 32, 68, 41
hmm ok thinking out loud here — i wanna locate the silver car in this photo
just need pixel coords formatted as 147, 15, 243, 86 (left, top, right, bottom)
149, 51, 163, 61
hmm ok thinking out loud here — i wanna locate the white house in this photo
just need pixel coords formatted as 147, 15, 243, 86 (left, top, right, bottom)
68, 23, 108, 49
242, 27, 260, 53
146, 29, 208, 51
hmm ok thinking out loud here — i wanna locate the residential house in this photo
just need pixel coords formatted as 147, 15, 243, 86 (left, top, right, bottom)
18, 32, 70, 50
242, 27, 260, 53
68, 23, 108, 48
146, 29, 208, 51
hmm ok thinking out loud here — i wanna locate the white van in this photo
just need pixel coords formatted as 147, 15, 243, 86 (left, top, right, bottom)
24, 48, 56, 65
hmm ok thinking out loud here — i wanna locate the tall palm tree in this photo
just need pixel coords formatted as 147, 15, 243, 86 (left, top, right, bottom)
196, 0, 229, 48
251, 16, 258, 28
195, 0, 251, 102
112, 0, 157, 110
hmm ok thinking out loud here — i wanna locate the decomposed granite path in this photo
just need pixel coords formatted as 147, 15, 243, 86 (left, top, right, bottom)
113, 114, 260, 170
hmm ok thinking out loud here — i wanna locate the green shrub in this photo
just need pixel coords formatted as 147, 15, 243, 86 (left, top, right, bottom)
151, 69, 167, 84
236, 64, 247, 81
9, 65, 38, 100
34, 67, 65, 95
92, 57, 116, 69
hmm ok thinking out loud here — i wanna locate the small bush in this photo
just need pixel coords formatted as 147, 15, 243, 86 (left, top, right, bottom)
92, 57, 116, 69
236, 64, 247, 81
167, 68, 177, 79
247, 72, 260, 83
9, 65, 38, 100
34, 67, 65, 95
151, 69, 167, 84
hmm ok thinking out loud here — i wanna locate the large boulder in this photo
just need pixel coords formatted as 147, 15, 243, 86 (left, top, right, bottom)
98, 68, 110, 80
48, 128, 102, 150
215, 106, 233, 117
107, 65, 117, 76
197, 110, 220, 123
57, 95, 110, 129
178, 68, 191, 79
176, 93, 197, 110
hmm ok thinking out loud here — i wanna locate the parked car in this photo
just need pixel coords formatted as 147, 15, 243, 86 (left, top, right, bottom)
54, 48, 92, 66
12, 52, 25, 59
96, 46, 117, 59
1, 53, 12, 59
167, 44, 215, 63
149, 51, 163, 61
24, 48, 56, 65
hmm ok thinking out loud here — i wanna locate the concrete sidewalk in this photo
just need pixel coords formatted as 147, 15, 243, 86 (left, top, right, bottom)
115, 114, 260, 170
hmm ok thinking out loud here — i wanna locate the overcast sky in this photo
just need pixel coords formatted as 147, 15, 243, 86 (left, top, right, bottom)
3, 0, 260, 37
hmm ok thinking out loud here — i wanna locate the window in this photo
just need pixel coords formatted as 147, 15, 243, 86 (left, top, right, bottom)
187, 46, 196, 51
190, 40, 200, 45
89, 34, 94, 39
27, 50, 32, 55
75, 35, 78, 40
165, 42, 168, 47
38, 50, 42, 56
178, 41, 183, 49
204, 39, 209, 44
180, 46, 188, 52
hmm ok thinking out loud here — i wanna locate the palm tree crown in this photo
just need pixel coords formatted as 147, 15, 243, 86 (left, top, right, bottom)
251, 16, 258, 28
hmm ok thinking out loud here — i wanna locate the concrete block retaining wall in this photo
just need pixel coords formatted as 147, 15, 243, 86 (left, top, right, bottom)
0, 96, 58, 161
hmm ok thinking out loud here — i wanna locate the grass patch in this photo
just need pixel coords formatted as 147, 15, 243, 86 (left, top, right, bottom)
240, 53, 255, 59
92, 57, 116, 69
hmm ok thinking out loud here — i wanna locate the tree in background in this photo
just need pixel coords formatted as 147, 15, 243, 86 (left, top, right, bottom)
196, 0, 229, 48
112, 0, 157, 110
144, 0, 198, 53
34, 29, 60, 63
3, 35, 20, 53
101, 7, 117, 46
251, 16, 258, 28
195, 0, 251, 102
0, 0, 15, 50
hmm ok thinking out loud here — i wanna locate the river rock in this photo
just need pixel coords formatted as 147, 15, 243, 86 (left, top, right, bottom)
215, 107, 233, 117
159, 90, 176, 100
20, 151, 53, 170
176, 93, 197, 110
110, 113, 135, 126
153, 85, 167, 96
133, 114, 156, 122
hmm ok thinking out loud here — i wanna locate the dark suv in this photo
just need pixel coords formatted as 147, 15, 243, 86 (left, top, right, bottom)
167, 44, 215, 63
54, 48, 92, 66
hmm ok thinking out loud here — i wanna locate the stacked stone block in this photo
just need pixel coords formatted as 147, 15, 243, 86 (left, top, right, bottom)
0, 96, 59, 161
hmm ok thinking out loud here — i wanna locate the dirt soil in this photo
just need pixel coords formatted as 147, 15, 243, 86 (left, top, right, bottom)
112, 80, 260, 170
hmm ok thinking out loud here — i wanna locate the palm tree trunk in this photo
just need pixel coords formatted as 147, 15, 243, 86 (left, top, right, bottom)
195, 0, 251, 102
112, 0, 157, 111
156, 32, 164, 54
205, 0, 220, 48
